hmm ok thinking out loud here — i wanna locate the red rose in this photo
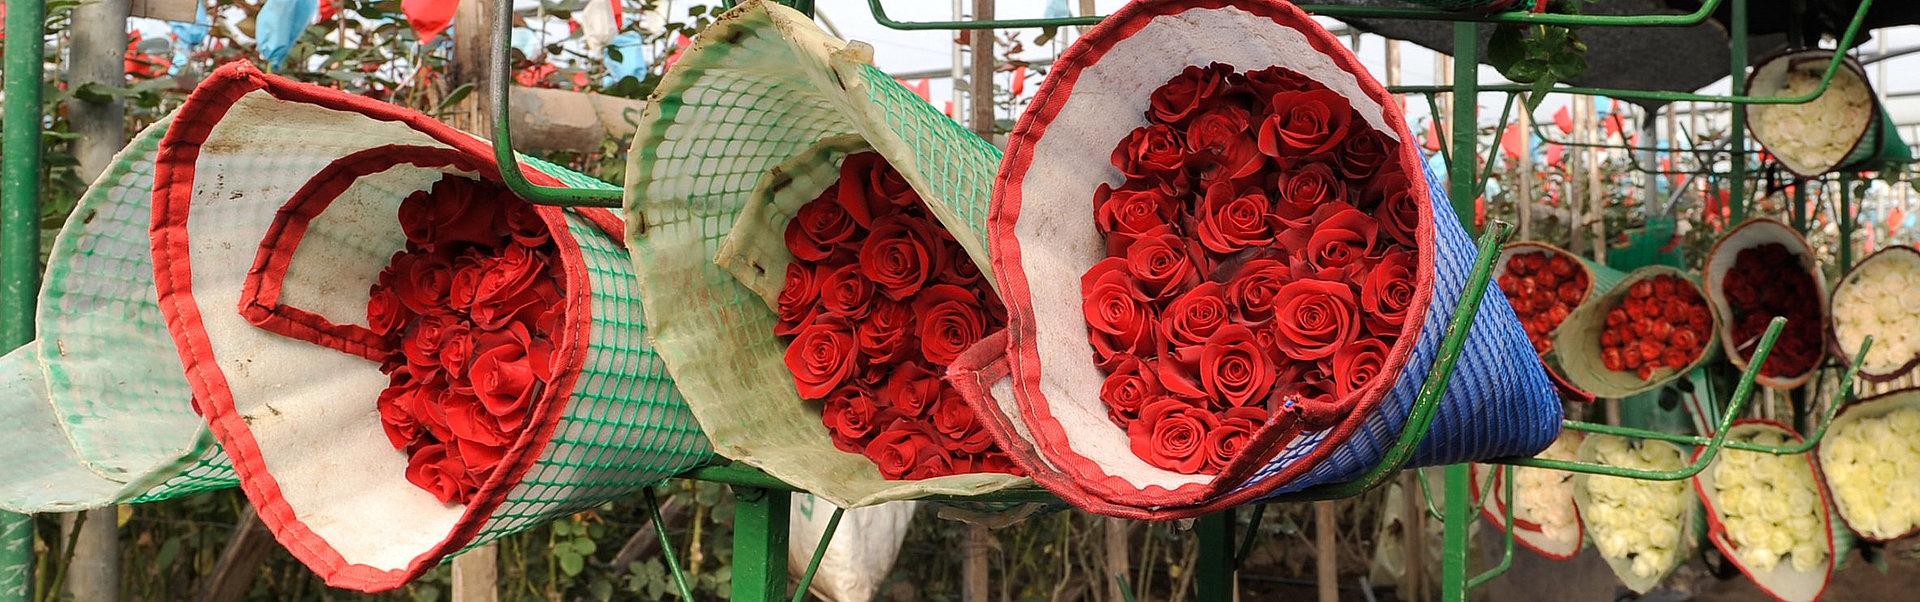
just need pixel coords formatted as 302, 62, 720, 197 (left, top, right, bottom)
468, 245, 558, 330
1157, 350, 1206, 401
1160, 281, 1232, 362
1270, 162, 1346, 229
1336, 127, 1394, 181
403, 312, 462, 369
366, 283, 411, 337
470, 322, 549, 417
1111, 123, 1189, 187
1227, 258, 1291, 326
865, 422, 949, 480
1185, 104, 1264, 183
1147, 63, 1230, 126
498, 201, 553, 249
823, 386, 884, 452
775, 263, 824, 335
784, 317, 860, 399
881, 361, 942, 418
389, 251, 455, 315
1272, 279, 1359, 361
398, 176, 506, 251
1332, 338, 1391, 400
1275, 360, 1337, 409
452, 434, 507, 475
1100, 355, 1163, 428
1240, 66, 1320, 103
784, 196, 863, 262
441, 391, 515, 467
1368, 169, 1420, 249
856, 298, 917, 363
859, 214, 939, 301
936, 239, 984, 287
1081, 258, 1157, 368
931, 388, 994, 454
1201, 324, 1276, 409
820, 264, 876, 320
1256, 89, 1353, 161
439, 320, 476, 378
1361, 249, 1416, 335
404, 442, 478, 504
1602, 347, 1624, 371
1205, 406, 1267, 472
952, 453, 1026, 477
377, 366, 432, 450
1195, 182, 1274, 254
912, 284, 987, 367
835, 153, 915, 226
1123, 230, 1202, 301
1279, 202, 1378, 272
1629, 280, 1656, 299
1127, 397, 1219, 474
1095, 184, 1177, 240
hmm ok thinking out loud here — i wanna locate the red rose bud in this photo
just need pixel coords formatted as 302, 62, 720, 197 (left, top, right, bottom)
1629, 280, 1655, 299
1147, 63, 1230, 127
913, 284, 988, 367
1082, 259, 1159, 369
1640, 339, 1667, 365
1556, 282, 1584, 306
1187, 105, 1265, 183
1128, 397, 1220, 475
404, 443, 478, 505
1101, 355, 1164, 428
1204, 407, 1267, 472
1199, 324, 1277, 409
1111, 123, 1190, 186
775, 263, 823, 335
1336, 127, 1393, 182
1240, 65, 1321, 103
1333, 338, 1391, 400
1537, 269, 1561, 289
1277, 202, 1378, 273
856, 299, 917, 363
1195, 182, 1275, 254
1123, 230, 1203, 301
784, 317, 860, 399
823, 386, 884, 452
1227, 258, 1291, 326
1368, 170, 1420, 250
833, 152, 911, 227
784, 194, 862, 262
865, 422, 950, 480
880, 361, 942, 418
1270, 161, 1347, 229
930, 388, 995, 454
1622, 343, 1643, 369
1271, 278, 1360, 362
819, 264, 876, 321
859, 214, 939, 302
1651, 276, 1677, 297
1545, 304, 1571, 326
1095, 184, 1178, 238
1602, 346, 1625, 371
1160, 281, 1233, 361
1606, 307, 1629, 328
1663, 349, 1692, 370
1361, 249, 1416, 335
1256, 89, 1353, 161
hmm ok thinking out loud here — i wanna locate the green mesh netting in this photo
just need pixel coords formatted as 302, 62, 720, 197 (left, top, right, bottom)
624, 0, 1029, 508
0, 115, 237, 513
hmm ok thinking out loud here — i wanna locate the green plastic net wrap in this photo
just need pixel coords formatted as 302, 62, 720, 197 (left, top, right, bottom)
624, 0, 1030, 508
148, 62, 714, 592
0, 115, 237, 513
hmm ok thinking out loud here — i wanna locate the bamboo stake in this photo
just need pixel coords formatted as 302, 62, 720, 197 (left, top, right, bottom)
451, 544, 498, 602
1586, 97, 1607, 265
1316, 502, 1338, 602
1517, 95, 1534, 241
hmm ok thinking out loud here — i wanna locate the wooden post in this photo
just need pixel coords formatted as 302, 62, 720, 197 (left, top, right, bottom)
450, 0, 495, 137
969, 0, 996, 141
1106, 519, 1129, 602
65, 0, 130, 598
1315, 502, 1338, 602
1517, 96, 1533, 241
451, 544, 499, 602
197, 508, 276, 602
1585, 97, 1606, 265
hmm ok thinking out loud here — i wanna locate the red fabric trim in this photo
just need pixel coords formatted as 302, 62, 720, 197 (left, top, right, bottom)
153, 60, 598, 592
240, 146, 497, 363
987, 0, 1440, 513
1690, 419, 1835, 600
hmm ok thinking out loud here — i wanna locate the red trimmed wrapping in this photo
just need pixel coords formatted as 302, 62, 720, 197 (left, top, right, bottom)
151, 60, 622, 592
1469, 463, 1583, 560
979, 0, 1438, 516
1690, 419, 1835, 602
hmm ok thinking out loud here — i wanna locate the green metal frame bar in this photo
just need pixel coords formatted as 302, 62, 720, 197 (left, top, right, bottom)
729, 486, 791, 602
0, 0, 46, 593
867, 0, 1733, 30
642, 488, 699, 600
790, 507, 844, 602
1464, 465, 1516, 590
488, 0, 624, 207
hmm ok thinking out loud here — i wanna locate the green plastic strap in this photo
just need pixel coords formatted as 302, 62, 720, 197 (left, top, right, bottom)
644, 488, 699, 601
866, 0, 1728, 29
791, 506, 845, 602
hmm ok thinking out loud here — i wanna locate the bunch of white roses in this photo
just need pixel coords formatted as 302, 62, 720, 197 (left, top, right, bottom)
1752, 61, 1874, 173
1709, 429, 1827, 573
1821, 406, 1920, 539
1507, 432, 1581, 545
1582, 436, 1689, 579
1832, 251, 1920, 374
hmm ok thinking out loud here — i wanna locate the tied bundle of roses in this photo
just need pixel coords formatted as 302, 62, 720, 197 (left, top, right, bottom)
1498, 251, 1589, 355
366, 177, 564, 504
1599, 275, 1711, 381
1721, 243, 1822, 379
778, 152, 1024, 480
1081, 62, 1419, 476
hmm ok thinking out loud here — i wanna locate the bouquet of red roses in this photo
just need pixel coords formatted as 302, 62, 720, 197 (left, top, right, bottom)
950, 0, 1559, 519
624, 1, 1031, 510
1554, 266, 1721, 398
1496, 243, 1599, 356
1704, 219, 1828, 389
150, 62, 712, 592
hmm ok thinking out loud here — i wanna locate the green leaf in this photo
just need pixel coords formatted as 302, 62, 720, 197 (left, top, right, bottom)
1487, 25, 1527, 70
1529, 78, 1556, 110
436, 82, 476, 114
156, 537, 182, 569
1548, 51, 1587, 80
72, 82, 117, 103
572, 537, 597, 556
1506, 58, 1547, 84
558, 550, 585, 576
590, 578, 614, 601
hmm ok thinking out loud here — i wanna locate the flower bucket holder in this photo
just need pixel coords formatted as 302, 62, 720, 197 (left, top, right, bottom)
622, 0, 1029, 508
150, 62, 713, 592
1743, 49, 1910, 178
1553, 266, 1722, 399
1492, 241, 1626, 402
1827, 246, 1920, 382
1471, 429, 1583, 560
1691, 420, 1834, 602
0, 116, 237, 512
1816, 387, 1920, 543
1703, 219, 1828, 390
949, 0, 1559, 519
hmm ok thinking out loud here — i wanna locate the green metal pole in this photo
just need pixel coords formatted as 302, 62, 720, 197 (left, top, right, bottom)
1791, 180, 1808, 233
1840, 175, 1855, 272
730, 486, 790, 602
1728, 0, 1748, 224
1194, 513, 1231, 602
1450, 21, 1480, 236
1440, 464, 1472, 602
0, 0, 48, 596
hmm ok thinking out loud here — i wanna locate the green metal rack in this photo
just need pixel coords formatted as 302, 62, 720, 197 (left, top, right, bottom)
0, 0, 1888, 600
